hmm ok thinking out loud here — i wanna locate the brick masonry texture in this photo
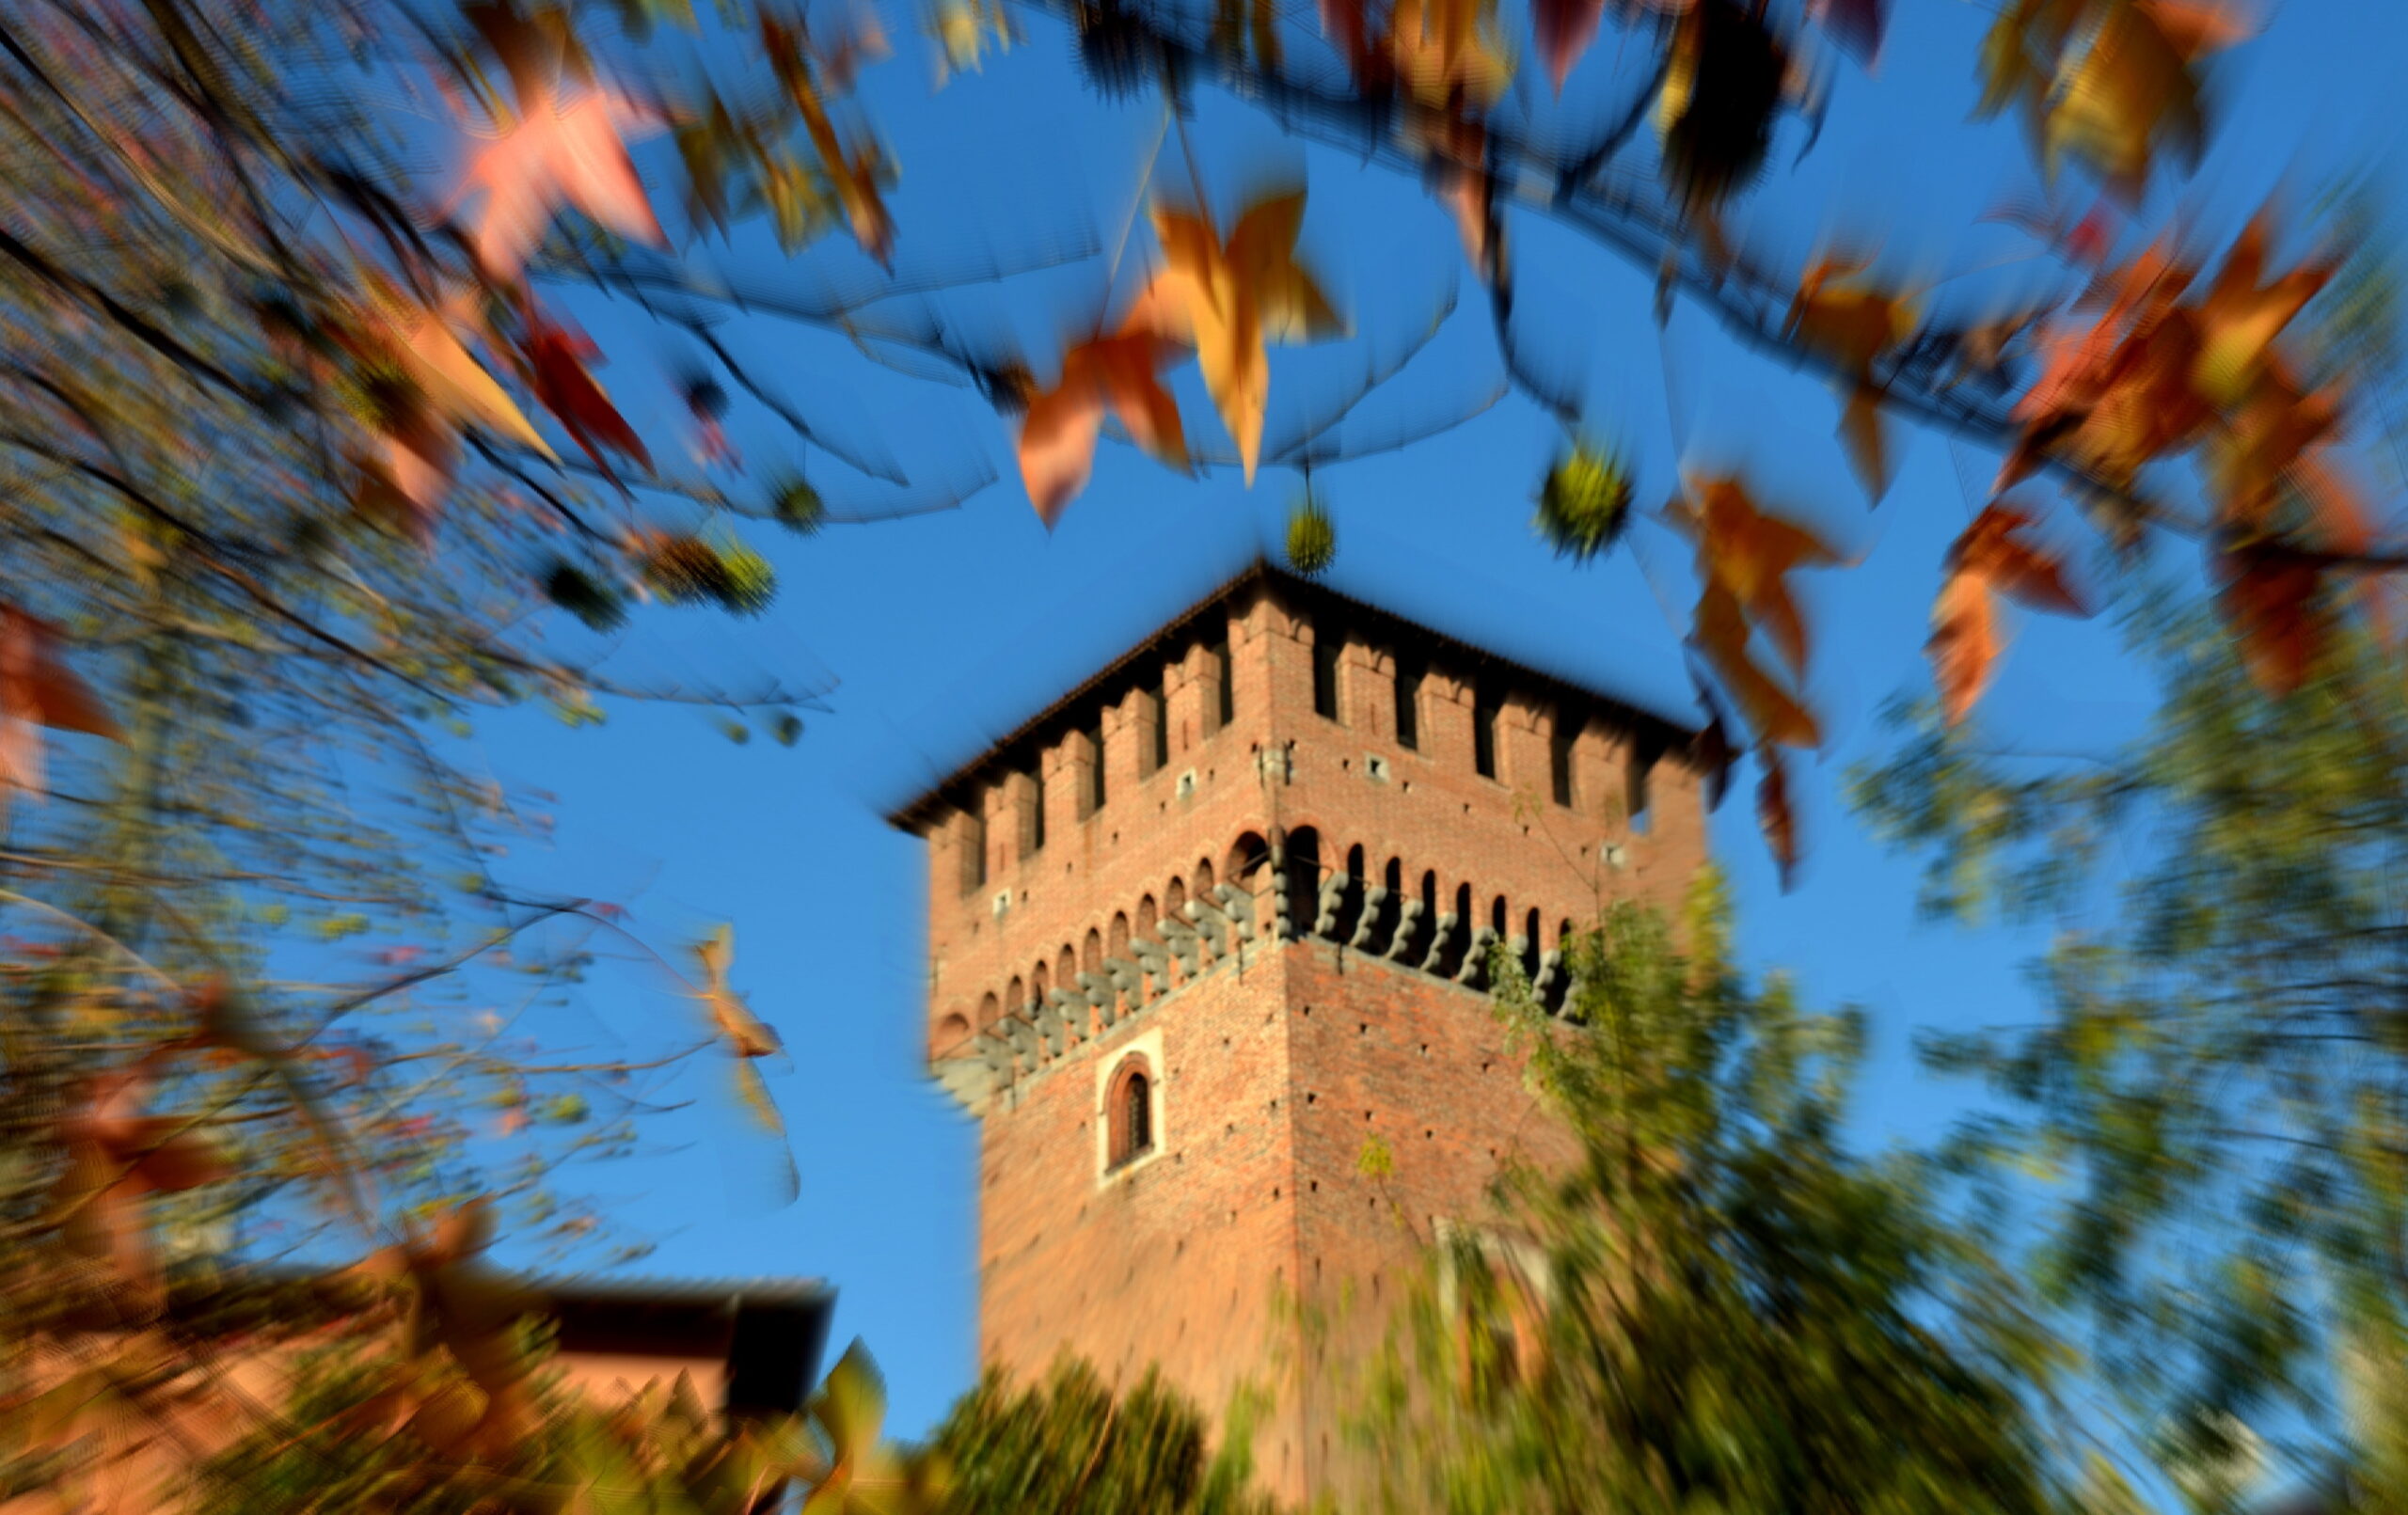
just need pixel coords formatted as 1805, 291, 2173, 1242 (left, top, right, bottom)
893, 566, 1706, 1507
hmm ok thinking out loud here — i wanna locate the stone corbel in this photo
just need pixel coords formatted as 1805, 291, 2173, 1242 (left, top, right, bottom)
1348, 886, 1390, 950
1129, 939, 1172, 997
1313, 874, 1349, 939
1212, 884, 1258, 941
1457, 926, 1498, 985
1386, 899, 1424, 960
1418, 911, 1458, 973
1077, 971, 1118, 1030
1183, 898, 1229, 961
1158, 917, 1205, 978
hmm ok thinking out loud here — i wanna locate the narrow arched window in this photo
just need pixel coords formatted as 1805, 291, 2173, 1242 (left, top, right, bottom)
1107, 1055, 1156, 1170
1123, 1071, 1151, 1154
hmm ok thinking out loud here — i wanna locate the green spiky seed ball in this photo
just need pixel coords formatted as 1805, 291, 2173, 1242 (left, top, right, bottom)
770, 477, 824, 536
1286, 495, 1337, 577
1534, 443, 1635, 563
542, 561, 627, 633
641, 536, 778, 618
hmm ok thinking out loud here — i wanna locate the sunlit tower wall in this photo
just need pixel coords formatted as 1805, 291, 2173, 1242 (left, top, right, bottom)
888, 563, 1707, 1507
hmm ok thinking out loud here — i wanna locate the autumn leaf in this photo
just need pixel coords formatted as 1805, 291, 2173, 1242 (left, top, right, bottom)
695, 924, 783, 1061
520, 311, 651, 483
1122, 189, 1342, 483
0, 608, 121, 804
765, 14, 897, 266
1533, 0, 1604, 92
1657, 0, 1792, 209
1811, 0, 1888, 67
930, 0, 1016, 82
2190, 211, 2330, 408
2042, 0, 2242, 200
2214, 536, 2327, 698
462, 0, 592, 105
45, 1056, 230, 1318
1669, 474, 1843, 678
1390, 0, 1513, 105
1947, 500, 2087, 615
381, 290, 556, 460
1016, 332, 1192, 525
451, 83, 666, 280
1690, 581, 1821, 750
1756, 744, 1798, 890
1926, 567, 2001, 726
1785, 259, 1918, 502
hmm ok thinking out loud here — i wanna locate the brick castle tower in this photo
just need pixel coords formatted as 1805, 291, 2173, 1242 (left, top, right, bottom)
888, 563, 1705, 1507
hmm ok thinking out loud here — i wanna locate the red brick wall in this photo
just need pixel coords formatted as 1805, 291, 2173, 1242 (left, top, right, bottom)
905, 574, 1707, 1508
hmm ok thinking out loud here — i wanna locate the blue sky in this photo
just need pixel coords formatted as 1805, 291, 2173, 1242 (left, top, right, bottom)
459, 0, 2407, 1444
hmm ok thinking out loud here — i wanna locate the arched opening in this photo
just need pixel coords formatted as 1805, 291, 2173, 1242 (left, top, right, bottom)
1106, 1054, 1156, 1170
1057, 945, 1078, 989
1491, 894, 1509, 937
1558, 918, 1575, 947
1226, 831, 1271, 887
1164, 876, 1187, 926
1335, 844, 1368, 941
1523, 908, 1543, 978
1136, 894, 1158, 939
1083, 929, 1103, 977
1007, 975, 1024, 1010
1435, 882, 1473, 977
1195, 857, 1216, 896
1284, 827, 1323, 939
1032, 961, 1050, 1002
937, 1012, 973, 1056
1109, 913, 1130, 959
976, 991, 999, 1025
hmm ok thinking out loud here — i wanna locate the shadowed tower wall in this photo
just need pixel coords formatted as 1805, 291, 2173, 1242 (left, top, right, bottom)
891, 565, 1706, 1507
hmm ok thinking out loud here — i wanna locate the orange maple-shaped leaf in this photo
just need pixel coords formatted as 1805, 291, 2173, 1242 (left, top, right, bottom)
1787, 259, 1918, 500
1017, 332, 1192, 526
1926, 568, 2001, 726
1390, 0, 1513, 105
1948, 499, 2087, 615
1690, 582, 1821, 750
452, 83, 666, 280
2041, 0, 2242, 201
1671, 474, 1843, 679
2190, 212, 2330, 409
47, 1057, 230, 1317
0, 607, 122, 803
1123, 190, 1342, 484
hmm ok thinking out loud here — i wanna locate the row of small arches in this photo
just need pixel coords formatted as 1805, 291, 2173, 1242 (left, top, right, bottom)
943, 825, 1582, 1061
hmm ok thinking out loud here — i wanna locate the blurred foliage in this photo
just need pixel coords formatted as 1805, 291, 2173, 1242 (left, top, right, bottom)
1851, 587, 2408, 1505
927, 1356, 1284, 1515
1348, 873, 2073, 1515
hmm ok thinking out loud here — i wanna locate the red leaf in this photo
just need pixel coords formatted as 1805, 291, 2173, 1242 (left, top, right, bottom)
524, 317, 651, 481
2214, 538, 2326, 698
1533, 0, 1605, 91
